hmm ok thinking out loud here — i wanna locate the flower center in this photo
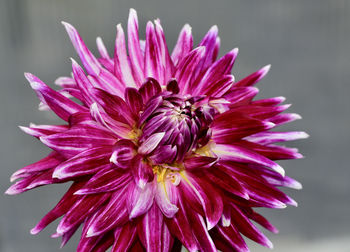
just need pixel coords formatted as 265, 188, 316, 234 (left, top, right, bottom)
138, 91, 215, 167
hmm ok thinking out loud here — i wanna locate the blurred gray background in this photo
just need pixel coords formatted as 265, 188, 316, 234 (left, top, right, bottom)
0, 0, 349, 251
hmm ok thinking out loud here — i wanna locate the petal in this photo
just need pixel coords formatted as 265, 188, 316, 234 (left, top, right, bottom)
86, 188, 129, 237
192, 48, 238, 96
74, 168, 132, 195
138, 132, 165, 155
137, 204, 171, 252
114, 24, 136, 87
10, 152, 64, 182
138, 78, 162, 103
171, 24, 193, 67
128, 182, 155, 219
155, 180, 179, 218
224, 87, 259, 106
213, 143, 285, 176
245, 131, 309, 145
25, 73, 87, 121
128, 8, 144, 86
40, 125, 116, 158
111, 223, 137, 252
52, 147, 113, 179
56, 193, 111, 235
124, 87, 143, 118
131, 155, 154, 189
30, 181, 86, 235
96, 36, 111, 59
154, 19, 174, 84
62, 21, 101, 76
175, 46, 206, 94
19, 124, 68, 138
234, 64, 271, 87
144, 21, 162, 83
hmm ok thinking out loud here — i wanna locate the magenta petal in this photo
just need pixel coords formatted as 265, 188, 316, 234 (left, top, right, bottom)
128, 8, 144, 86
96, 37, 110, 59
71, 58, 95, 106
25, 73, 87, 121
245, 131, 309, 145
138, 77, 162, 103
138, 204, 167, 252
131, 155, 154, 189
213, 143, 285, 176
111, 223, 137, 252
124, 87, 143, 117
138, 132, 165, 155
230, 204, 273, 248
144, 21, 162, 83
175, 46, 206, 94
234, 64, 271, 87
155, 180, 179, 218
127, 182, 155, 219
40, 126, 116, 158
30, 181, 85, 235
56, 193, 111, 235
52, 146, 113, 179
114, 24, 136, 87
61, 21, 101, 76
10, 152, 64, 182
192, 48, 238, 96
74, 169, 132, 195
86, 188, 129, 237
215, 224, 249, 252
171, 24, 193, 67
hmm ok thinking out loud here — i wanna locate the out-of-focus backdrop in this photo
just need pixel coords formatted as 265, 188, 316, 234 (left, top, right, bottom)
0, 0, 349, 251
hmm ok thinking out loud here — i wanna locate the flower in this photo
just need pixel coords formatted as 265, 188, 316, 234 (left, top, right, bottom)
7, 8, 308, 252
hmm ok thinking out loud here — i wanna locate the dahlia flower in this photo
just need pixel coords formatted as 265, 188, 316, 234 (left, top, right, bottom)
7, 9, 308, 252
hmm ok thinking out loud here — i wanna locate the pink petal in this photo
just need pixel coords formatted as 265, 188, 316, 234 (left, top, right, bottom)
96, 37, 110, 59
40, 125, 116, 158
171, 24, 193, 67
175, 46, 206, 94
144, 21, 162, 83
111, 223, 137, 252
138, 77, 162, 103
233, 64, 271, 87
86, 188, 129, 237
245, 131, 309, 145
74, 168, 132, 195
56, 193, 111, 235
25, 73, 87, 121
128, 8, 144, 86
114, 24, 136, 87
128, 182, 155, 219
61, 21, 101, 76
52, 147, 113, 179
155, 180, 179, 218
30, 181, 86, 235
19, 124, 68, 138
131, 155, 154, 189
138, 132, 165, 155
192, 48, 238, 96
213, 143, 285, 176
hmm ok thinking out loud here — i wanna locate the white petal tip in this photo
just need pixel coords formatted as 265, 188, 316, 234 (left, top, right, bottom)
30, 228, 40, 235
262, 64, 271, 73
86, 228, 96, 238
4, 188, 16, 195
292, 181, 303, 190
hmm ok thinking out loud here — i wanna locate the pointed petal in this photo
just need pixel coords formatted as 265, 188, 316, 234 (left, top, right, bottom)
144, 21, 162, 83
213, 143, 285, 176
25, 73, 87, 121
138, 132, 165, 155
128, 8, 144, 86
171, 24, 193, 67
175, 46, 206, 94
96, 37, 110, 59
155, 180, 179, 218
234, 64, 271, 87
138, 78, 162, 103
114, 24, 136, 87
128, 182, 155, 219
52, 147, 113, 179
62, 21, 101, 76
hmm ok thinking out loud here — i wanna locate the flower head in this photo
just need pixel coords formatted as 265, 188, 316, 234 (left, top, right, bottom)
7, 9, 308, 251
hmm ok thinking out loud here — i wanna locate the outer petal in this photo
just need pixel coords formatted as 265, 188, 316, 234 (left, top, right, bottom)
171, 24, 193, 67
114, 24, 136, 87
25, 73, 87, 121
128, 8, 144, 86
213, 143, 285, 176
233, 64, 271, 87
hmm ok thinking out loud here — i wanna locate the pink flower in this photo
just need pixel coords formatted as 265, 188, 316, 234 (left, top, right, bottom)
7, 9, 308, 252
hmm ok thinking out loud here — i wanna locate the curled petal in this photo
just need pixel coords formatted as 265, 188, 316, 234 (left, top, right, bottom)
128, 181, 155, 219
